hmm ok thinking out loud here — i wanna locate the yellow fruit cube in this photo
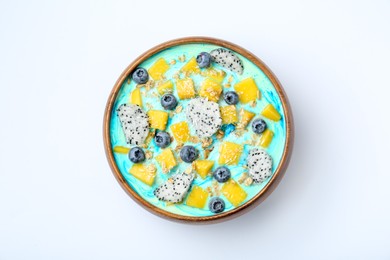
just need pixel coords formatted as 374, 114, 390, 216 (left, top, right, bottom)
218, 141, 243, 165
157, 80, 174, 95
155, 148, 177, 172
180, 57, 200, 74
186, 186, 209, 209
237, 109, 255, 129
194, 160, 214, 179
202, 68, 226, 83
170, 121, 190, 143
199, 78, 222, 102
220, 105, 238, 124
234, 78, 260, 103
113, 146, 130, 154
129, 164, 157, 186
259, 129, 274, 148
261, 104, 281, 121
221, 179, 247, 206
148, 58, 170, 80
147, 110, 169, 130
130, 88, 142, 107
176, 78, 196, 100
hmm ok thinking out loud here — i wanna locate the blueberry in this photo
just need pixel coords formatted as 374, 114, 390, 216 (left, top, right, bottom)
155, 131, 171, 148
128, 146, 145, 163
213, 166, 231, 183
252, 118, 267, 134
224, 91, 239, 105
161, 94, 178, 110
132, 68, 149, 84
196, 52, 212, 68
209, 197, 225, 213
180, 145, 199, 163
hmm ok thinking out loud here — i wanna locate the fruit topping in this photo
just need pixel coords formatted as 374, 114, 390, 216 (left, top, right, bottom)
132, 67, 149, 84
113, 146, 130, 154
161, 93, 178, 110
130, 88, 142, 107
129, 164, 156, 186
259, 129, 274, 148
261, 104, 281, 121
176, 78, 196, 100
157, 80, 173, 95
236, 109, 255, 129
201, 68, 226, 83
186, 98, 222, 138
247, 148, 273, 183
155, 148, 177, 172
221, 180, 247, 206
218, 141, 243, 165
148, 58, 169, 80
213, 166, 231, 183
186, 186, 209, 209
199, 78, 223, 102
170, 121, 190, 143
194, 160, 214, 179
154, 171, 194, 203
147, 110, 169, 130
181, 57, 200, 74
210, 48, 244, 74
224, 91, 239, 105
220, 105, 238, 124
196, 52, 212, 68
180, 145, 199, 163
252, 118, 267, 134
154, 131, 171, 148
209, 197, 225, 213
234, 77, 260, 103
129, 146, 146, 163
116, 104, 149, 145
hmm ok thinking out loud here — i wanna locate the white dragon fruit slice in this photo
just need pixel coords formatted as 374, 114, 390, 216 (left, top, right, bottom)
210, 48, 244, 75
247, 148, 273, 183
116, 103, 149, 146
186, 97, 222, 138
154, 171, 195, 203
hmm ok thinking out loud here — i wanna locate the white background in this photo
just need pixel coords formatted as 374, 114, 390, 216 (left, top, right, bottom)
1, 0, 389, 259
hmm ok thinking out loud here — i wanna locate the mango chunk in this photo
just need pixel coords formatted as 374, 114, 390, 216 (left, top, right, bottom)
170, 121, 190, 143
201, 68, 226, 83
147, 110, 169, 130
181, 57, 200, 74
199, 78, 222, 102
176, 78, 196, 99
220, 105, 238, 124
148, 58, 170, 80
155, 148, 177, 172
237, 109, 255, 129
186, 186, 209, 209
113, 146, 130, 154
259, 129, 274, 148
261, 104, 281, 121
234, 78, 260, 103
157, 80, 174, 95
129, 164, 157, 186
194, 160, 214, 179
130, 88, 142, 107
218, 141, 243, 165
221, 179, 247, 206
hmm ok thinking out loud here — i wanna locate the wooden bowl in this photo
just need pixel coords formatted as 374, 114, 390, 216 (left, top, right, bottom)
103, 37, 294, 224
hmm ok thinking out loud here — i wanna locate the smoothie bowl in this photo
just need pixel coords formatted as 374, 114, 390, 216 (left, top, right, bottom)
103, 37, 293, 223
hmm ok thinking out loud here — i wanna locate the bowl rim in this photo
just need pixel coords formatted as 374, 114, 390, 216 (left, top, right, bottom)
103, 36, 294, 224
